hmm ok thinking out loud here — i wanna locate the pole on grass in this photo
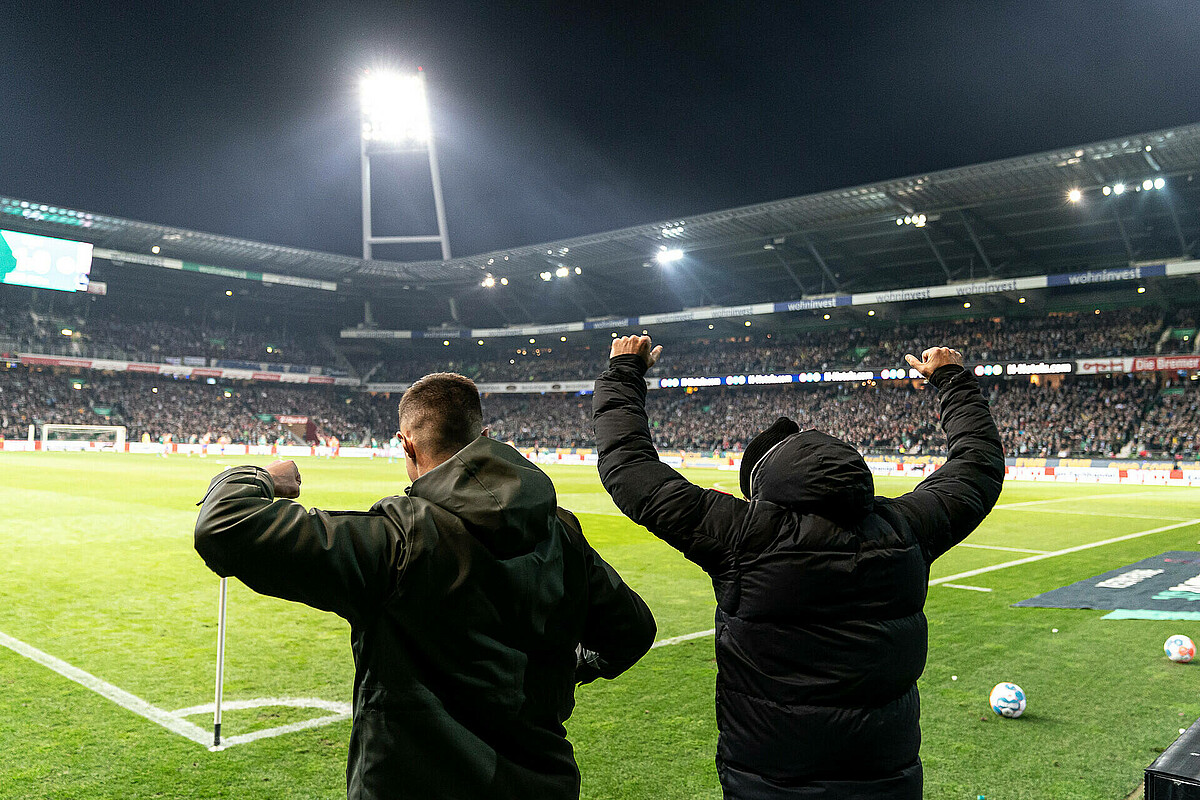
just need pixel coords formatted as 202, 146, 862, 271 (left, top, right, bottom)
213, 576, 228, 748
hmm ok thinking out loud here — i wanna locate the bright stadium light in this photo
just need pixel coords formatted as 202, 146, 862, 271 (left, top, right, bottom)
1102, 186, 1112, 196
555, 266, 569, 278
1143, 179, 1154, 191
360, 71, 430, 144
655, 247, 684, 264
539, 271, 552, 281
481, 275, 496, 288
359, 67, 451, 262
1154, 177, 1166, 190
1113, 182, 1126, 194
499, 277, 508, 285
1067, 188, 1082, 203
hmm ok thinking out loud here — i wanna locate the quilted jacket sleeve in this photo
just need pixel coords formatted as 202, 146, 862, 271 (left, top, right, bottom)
593, 355, 749, 576
889, 365, 1006, 563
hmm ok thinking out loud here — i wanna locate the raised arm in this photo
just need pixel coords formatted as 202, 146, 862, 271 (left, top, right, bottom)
891, 348, 1005, 562
194, 463, 399, 624
592, 337, 748, 575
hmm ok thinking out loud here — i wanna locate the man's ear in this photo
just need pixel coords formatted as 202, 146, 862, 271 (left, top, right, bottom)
400, 433, 417, 460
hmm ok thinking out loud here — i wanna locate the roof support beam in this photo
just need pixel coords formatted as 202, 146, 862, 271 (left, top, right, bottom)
1161, 193, 1191, 257
801, 234, 841, 291
920, 228, 953, 281
1111, 205, 1136, 262
958, 211, 994, 276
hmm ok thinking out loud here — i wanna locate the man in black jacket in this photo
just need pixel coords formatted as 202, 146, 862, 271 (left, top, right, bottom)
593, 337, 1004, 799
195, 372, 656, 800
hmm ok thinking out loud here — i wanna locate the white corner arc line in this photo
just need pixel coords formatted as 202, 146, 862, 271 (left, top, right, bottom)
651, 629, 715, 648
959, 543, 1048, 554
0, 629, 210, 746
930, 518, 1200, 587
172, 697, 351, 717
942, 584, 993, 592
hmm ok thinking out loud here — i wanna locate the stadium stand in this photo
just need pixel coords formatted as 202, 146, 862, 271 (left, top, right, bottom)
5, 362, 1197, 461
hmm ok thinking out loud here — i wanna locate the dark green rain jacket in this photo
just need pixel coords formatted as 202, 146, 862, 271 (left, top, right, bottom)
195, 436, 656, 799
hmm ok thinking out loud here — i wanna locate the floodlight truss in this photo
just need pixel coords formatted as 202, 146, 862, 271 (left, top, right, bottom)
360, 69, 451, 261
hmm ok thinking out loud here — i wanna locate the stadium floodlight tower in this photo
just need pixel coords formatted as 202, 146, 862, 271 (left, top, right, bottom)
359, 68, 452, 260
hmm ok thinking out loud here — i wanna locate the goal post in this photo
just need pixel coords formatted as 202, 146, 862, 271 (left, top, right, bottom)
41, 424, 128, 452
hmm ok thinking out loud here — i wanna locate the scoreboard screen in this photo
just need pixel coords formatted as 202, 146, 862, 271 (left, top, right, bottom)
0, 229, 94, 292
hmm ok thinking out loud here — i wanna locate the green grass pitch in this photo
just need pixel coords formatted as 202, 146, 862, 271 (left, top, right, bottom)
2, 451, 1200, 799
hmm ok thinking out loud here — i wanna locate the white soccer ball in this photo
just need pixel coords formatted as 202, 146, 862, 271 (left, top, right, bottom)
989, 682, 1026, 718
1165, 635, 1196, 663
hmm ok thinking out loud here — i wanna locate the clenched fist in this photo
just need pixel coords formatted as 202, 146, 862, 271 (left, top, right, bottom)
609, 335, 663, 369
266, 459, 302, 499
904, 347, 964, 379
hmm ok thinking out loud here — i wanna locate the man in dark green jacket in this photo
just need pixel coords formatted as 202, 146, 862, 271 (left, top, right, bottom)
195, 372, 656, 800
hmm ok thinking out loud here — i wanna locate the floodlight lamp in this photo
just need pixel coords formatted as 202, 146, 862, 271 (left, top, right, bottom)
555, 266, 569, 278
1102, 186, 1112, 196
442, 340, 450, 346
1113, 183, 1125, 195
1137, 286, 1146, 294
655, 247, 684, 264
539, 271, 552, 281
963, 302, 972, 308
481, 275, 496, 288
867, 310, 876, 316
1143, 179, 1154, 191
360, 70, 431, 145
61, 328, 73, 336
823, 314, 830, 320
151, 245, 161, 254
1154, 177, 1165, 190
499, 277, 509, 285
574, 267, 581, 275
1067, 188, 1082, 203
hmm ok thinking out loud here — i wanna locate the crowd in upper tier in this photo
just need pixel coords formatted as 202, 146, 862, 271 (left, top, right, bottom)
368, 307, 1195, 384
0, 308, 330, 368
4, 364, 1196, 461
4, 303, 1196, 384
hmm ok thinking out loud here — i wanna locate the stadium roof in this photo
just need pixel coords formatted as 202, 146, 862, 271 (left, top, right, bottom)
5, 121, 1200, 329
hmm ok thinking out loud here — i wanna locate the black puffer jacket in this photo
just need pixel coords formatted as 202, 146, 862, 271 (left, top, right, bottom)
195, 436, 656, 799
594, 357, 1003, 799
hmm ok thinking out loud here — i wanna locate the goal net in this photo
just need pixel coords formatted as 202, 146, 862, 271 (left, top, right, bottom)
41, 424, 128, 452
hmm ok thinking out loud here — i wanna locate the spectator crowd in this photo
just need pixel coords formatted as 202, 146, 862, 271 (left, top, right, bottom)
5, 363, 1196, 461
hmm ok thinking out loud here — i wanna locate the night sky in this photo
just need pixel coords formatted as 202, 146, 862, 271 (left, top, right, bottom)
4, 1, 1199, 261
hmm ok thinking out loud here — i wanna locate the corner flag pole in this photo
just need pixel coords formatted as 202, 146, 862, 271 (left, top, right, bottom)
213, 576, 228, 748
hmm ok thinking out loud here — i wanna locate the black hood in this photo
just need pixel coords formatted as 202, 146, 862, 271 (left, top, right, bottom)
750, 429, 875, 523
406, 436, 558, 557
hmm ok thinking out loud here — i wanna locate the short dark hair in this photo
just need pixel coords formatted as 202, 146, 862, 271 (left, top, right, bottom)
398, 372, 483, 454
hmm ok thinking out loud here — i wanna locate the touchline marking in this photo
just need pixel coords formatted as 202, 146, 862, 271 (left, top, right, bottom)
651, 629, 715, 648
942, 584, 993, 592
991, 491, 1164, 510
930, 518, 1200, 586
0, 629, 349, 749
993, 507, 1195, 522
0, 629, 210, 746
959, 543, 1048, 554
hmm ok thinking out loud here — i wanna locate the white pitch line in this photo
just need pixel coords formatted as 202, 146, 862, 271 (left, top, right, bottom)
959, 543, 1048, 554
929, 518, 1200, 586
942, 584, 993, 592
651, 629, 715, 648
991, 490, 1164, 510
0, 629, 210, 746
992, 507, 1195, 522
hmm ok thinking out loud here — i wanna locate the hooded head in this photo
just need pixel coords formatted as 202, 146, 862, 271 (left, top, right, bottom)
740, 421, 875, 524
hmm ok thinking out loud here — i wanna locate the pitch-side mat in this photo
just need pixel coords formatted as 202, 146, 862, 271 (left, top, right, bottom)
3, 498, 1196, 751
